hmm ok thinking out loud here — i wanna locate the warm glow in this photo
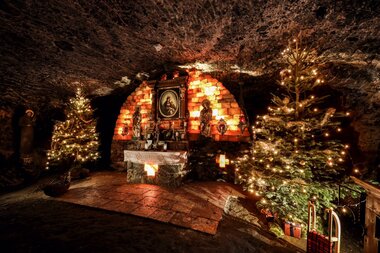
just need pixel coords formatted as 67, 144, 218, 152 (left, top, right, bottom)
144, 164, 158, 177
118, 127, 123, 135
190, 111, 200, 118
218, 154, 230, 168
219, 154, 226, 168
204, 86, 217, 96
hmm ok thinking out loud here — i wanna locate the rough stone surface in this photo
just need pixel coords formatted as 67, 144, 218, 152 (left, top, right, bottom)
0, 0, 379, 169
224, 196, 261, 228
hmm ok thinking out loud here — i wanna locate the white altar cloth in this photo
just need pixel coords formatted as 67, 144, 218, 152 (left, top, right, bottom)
124, 150, 187, 165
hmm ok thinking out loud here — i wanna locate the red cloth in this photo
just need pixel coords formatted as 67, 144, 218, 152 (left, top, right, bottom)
284, 221, 302, 239
307, 230, 334, 253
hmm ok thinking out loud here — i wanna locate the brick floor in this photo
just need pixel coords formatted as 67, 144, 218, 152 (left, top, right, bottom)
57, 172, 245, 234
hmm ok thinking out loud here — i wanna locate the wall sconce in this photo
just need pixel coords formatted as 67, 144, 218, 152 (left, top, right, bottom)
216, 154, 229, 168
238, 115, 247, 134
217, 118, 228, 135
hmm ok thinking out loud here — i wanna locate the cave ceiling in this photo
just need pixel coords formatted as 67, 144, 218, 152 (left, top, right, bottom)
0, 0, 379, 105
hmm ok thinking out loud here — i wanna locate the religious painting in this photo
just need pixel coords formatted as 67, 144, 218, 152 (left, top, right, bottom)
158, 87, 180, 119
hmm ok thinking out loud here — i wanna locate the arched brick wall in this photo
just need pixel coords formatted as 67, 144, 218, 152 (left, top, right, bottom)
113, 81, 153, 141
113, 71, 250, 142
187, 70, 250, 141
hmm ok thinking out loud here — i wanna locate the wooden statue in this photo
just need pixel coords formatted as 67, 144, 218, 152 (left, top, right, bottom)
19, 109, 36, 156
132, 106, 141, 139
200, 99, 212, 137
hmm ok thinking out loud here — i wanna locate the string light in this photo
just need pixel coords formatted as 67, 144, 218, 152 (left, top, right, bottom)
235, 39, 354, 228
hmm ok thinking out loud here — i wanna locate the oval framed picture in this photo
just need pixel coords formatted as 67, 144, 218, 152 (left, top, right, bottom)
158, 89, 179, 118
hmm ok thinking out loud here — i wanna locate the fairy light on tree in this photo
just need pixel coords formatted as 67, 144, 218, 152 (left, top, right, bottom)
46, 88, 100, 170
236, 37, 359, 228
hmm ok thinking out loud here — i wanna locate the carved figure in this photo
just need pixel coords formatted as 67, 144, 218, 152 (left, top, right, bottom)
132, 106, 141, 139
19, 109, 36, 155
200, 99, 212, 137
152, 119, 161, 148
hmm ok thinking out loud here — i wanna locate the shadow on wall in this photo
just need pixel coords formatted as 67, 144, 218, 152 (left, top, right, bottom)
92, 85, 139, 168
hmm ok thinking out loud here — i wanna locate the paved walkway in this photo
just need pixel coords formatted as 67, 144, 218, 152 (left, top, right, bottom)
57, 172, 245, 234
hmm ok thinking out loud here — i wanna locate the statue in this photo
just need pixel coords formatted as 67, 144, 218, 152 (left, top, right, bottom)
132, 106, 141, 139
152, 119, 161, 149
200, 99, 212, 137
19, 109, 36, 156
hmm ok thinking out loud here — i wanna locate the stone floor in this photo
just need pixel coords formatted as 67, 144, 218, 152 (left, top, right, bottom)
57, 171, 245, 235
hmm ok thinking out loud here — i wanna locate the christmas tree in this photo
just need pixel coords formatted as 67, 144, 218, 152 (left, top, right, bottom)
236, 38, 356, 228
46, 88, 100, 170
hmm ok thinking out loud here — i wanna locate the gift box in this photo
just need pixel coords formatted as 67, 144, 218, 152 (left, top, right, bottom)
260, 208, 275, 222
307, 230, 334, 253
284, 221, 302, 238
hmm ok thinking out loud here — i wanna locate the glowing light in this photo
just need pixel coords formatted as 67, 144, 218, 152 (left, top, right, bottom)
218, 154, 230, 168
204, 86, 217, 96
144, 164, 158, 177
190, 111, 200, 118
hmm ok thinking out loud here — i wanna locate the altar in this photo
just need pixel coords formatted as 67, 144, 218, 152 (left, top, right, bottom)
124, 150, 189, 187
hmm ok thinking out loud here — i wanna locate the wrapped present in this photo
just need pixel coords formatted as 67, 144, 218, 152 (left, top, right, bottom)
260, 208, 275, 222
284, 221, 302, 238
307, 230, 334, 253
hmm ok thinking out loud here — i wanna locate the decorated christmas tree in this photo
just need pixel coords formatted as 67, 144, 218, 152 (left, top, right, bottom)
46, 88, 100, 171
236, 38, 356, 228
